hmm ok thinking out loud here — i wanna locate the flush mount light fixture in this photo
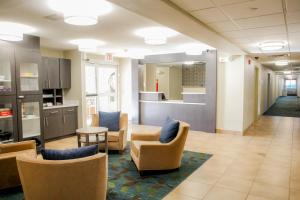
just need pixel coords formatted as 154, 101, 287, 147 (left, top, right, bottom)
178, 43, 214, 55
0, 22, 35, 41
48, 0, 112, 26
283, 71, 291, 74
134, 27, 178, 45
275, 60, 289, 66
70, 39, 106, 52
184, 61, 194, 65
258, 41, 287, 51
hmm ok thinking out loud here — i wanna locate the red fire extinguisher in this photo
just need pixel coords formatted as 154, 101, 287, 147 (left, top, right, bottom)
156, 79, 159, 92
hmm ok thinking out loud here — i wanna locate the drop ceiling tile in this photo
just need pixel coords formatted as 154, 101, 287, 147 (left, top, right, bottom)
286, 11, 300, 24
208, 20, 240, 32
286, 0, 300, 12
170, 0, 214, 11
288, 23, 300, 33
191, 7, 229, 23
222, 0, 283, 19
250, 34, 287, 42
212, 0, 251, 6
231, 38, 252, 44
235, 13, 285, 29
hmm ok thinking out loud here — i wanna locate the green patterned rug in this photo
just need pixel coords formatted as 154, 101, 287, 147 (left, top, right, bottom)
0, 149, 211, 200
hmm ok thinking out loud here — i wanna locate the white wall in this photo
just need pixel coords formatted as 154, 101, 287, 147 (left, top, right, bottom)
119, 58, 133, 121
217, 55, 245, 132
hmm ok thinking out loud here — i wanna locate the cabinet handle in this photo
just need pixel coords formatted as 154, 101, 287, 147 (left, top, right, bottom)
48, 80, 51, 88
46, 117, 48, 126
67, 109, 74, 112
50, 110, 59, 114
63, 116, 66, 124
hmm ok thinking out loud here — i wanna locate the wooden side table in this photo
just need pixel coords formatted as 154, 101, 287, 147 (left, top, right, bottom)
76, 127, 108, 154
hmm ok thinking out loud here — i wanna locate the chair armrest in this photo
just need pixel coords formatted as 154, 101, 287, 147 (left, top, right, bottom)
0, 141, 36, 154
131, 130, 160, 141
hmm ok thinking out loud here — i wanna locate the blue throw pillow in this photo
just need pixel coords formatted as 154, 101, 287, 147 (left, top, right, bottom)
41, 145, 98, 160
99, 111, 120, 131
159, 117, 180, 143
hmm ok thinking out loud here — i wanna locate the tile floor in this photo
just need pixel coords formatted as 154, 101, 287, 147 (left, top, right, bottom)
46, 116, 300, 200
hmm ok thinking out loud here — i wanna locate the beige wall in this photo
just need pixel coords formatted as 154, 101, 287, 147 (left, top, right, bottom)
169, 67, 182, 100
40, 47, 65, 58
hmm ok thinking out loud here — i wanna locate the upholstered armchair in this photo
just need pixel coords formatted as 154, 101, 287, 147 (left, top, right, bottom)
16, 153, 107, 200
92, 113, 128, 153
0, 140, 36, 190
130, 121, 190, 173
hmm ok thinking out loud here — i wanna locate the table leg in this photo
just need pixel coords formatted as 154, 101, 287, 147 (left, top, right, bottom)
86, 134, 90, 146
77, 134, 81, 147
96, 133, 99, 152
105, 131, 108, 154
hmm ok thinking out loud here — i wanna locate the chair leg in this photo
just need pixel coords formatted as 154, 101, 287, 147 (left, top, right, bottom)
139, 170, 144, 176
118, 150, 124, 154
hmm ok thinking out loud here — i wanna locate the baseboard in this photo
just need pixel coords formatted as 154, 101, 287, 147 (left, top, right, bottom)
216, 129, 243, 135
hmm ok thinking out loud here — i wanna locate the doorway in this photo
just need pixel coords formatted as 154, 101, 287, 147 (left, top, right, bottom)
254, 67, 259, 120
267, 73, 271, 108
285, 79, 297, 96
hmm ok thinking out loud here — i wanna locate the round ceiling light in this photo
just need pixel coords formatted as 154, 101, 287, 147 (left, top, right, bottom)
48, 0, 112, 26
275, 60, 289, 66
178, 43, 214, 55
0, 22, 34, 42
70, 39, 106, 52
134, 27, 179, 45
258, 41, 287, 51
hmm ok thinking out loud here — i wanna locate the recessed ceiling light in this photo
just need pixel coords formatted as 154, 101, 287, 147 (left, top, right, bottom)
178, 43, 215, 55
0, 22, 35, 41
258, 41, 287, 51
275, 60, 289, 66
70, 39, 106, 52
48, 0, 112, 26
134, 27, 179, 45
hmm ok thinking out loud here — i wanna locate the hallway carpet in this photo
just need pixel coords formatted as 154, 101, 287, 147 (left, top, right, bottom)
264, 96, 300, 117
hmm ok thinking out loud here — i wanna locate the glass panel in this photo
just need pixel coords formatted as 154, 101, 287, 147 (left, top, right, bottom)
0, 103, 14, 143
97, 67, 117, 112
21, 102, 41, 138
0, 60, 12, 93
85, 65, 97, 95
86, 96, 97, 126
20, 63, 39, 91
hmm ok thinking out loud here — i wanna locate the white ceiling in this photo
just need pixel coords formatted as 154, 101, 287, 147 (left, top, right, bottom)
170, 0, 300, 69
0, 0, 202, 56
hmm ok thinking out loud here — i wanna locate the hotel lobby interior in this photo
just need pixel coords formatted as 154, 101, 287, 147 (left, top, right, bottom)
1, 0, 300, 200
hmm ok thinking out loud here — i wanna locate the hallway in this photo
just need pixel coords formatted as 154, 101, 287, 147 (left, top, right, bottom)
264, 96, 300, 118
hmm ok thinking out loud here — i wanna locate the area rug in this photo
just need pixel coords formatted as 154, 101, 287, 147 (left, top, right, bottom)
0, 149, 211, 200
264, 96, 300, 118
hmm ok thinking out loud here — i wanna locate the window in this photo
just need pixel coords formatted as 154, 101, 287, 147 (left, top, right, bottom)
85, 63, 118, 125
286, 79, 296, 89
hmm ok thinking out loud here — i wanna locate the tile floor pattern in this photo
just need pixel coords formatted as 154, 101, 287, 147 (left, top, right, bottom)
46, 116, 300, 200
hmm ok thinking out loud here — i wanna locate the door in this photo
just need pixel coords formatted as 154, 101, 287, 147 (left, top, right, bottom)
44, 108, 63, 140
41, 57, 48, 89
0, 45, 16, 95
17, 95, 43, 142
59, 58, 71, 89
15, 48, 42, 95
63, 107, 77, 135
0, 96, 18, 143
254, 67, 259, 120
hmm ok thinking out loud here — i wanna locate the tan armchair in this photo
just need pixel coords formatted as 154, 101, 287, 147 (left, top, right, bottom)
130, 121, 190, 173
92, 113, 128, 152
16, 153, 107, 200
0, 140, 36, 190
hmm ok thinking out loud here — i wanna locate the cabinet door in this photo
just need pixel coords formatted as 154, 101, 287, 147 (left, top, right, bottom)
0, 44, 16, 95
63, 107, 77, 135
41, 57, 48, 89
15, 48, 42, 95
17, 95, 43, 143
0, 96, 18, 143
44, 109, 63, 140
47, 57, 60, 89
59, 59, 71, 89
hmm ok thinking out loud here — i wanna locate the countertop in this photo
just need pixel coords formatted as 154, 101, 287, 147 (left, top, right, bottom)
139, 100, 206, 105
43, 104, 78, 110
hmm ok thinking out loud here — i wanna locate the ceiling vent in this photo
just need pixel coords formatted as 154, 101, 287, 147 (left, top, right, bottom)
44, 14, 63, 21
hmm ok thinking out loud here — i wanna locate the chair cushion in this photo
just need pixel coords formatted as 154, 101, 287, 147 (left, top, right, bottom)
159, 117, 180, 143
41, 145, 98, 160
99, 111, 120, 131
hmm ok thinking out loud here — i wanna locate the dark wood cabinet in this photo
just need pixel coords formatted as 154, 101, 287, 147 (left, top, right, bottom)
42, 57, 60, 89
15, 48, 42, 95
44, 108, 63, 140
43, 106, 77, 140
63, 107, 77, 135
59, 59, 71, 89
